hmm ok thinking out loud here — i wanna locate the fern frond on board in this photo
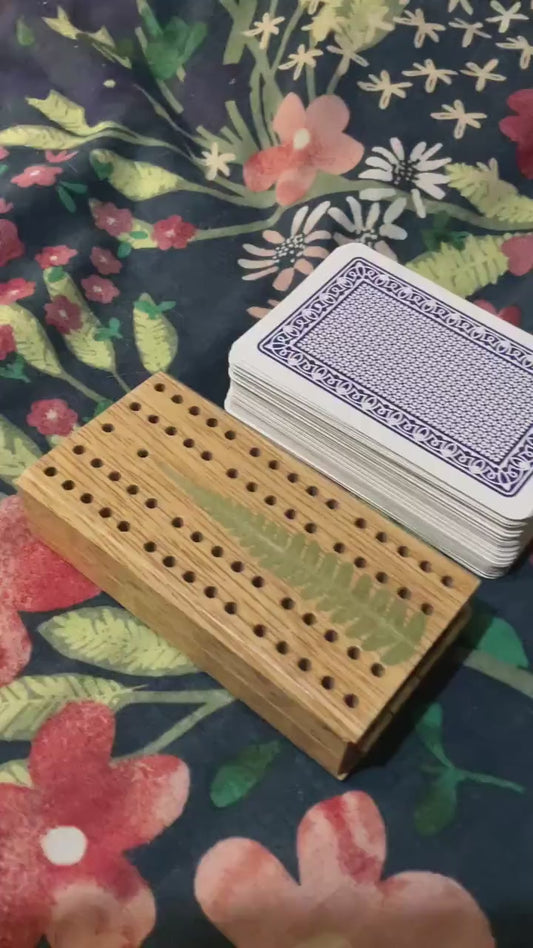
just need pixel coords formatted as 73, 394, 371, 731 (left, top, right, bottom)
167, 472, 427, 666
408, 234, 514, 297
446, 161, 533, 225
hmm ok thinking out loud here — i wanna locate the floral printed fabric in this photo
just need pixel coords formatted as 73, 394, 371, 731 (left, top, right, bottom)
0, 1, 532, 945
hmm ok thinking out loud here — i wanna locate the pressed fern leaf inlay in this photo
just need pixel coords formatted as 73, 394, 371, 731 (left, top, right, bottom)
165, 470, 427, 666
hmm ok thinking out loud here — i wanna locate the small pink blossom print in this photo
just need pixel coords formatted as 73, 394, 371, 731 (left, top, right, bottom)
0, 278, 35, 304
0, 325, 16, 360
90, 246, 122, 275
152, 215, 197, 250
0, 219, 24, 266
196, 791, 495, 948
474, 299, 521, 327
92, 201, 133, 237
82, 275, 120, 303
45, 296, 83, 334
0, 701, 189, 946
0, 147, 9, 160
45, 149, 78, 163
502, 234, 533, 276
35, 245, 77, 269
0, 199, 13, 214
244, 93, 364, 206
11, 165, 63, 188
27, 398, 78, 436
0, 495, 98, 687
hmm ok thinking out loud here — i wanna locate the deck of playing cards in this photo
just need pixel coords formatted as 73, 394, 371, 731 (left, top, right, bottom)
226, 244, 533, 578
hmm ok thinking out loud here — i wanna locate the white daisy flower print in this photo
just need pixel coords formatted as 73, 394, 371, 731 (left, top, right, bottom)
238, 202, 331, 292
359, 138, 451, 217
328, 197, 407, 259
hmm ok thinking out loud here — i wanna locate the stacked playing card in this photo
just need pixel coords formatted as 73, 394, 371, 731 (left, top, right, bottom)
226, 244, 533, 578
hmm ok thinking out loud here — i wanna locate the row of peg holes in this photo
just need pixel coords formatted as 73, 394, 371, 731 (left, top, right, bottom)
147, 385, 454, 589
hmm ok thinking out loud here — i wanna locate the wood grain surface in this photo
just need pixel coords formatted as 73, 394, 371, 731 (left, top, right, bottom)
18, 373, 479, 776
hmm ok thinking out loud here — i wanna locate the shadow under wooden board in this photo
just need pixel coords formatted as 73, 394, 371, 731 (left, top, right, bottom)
18, 373, 479, 777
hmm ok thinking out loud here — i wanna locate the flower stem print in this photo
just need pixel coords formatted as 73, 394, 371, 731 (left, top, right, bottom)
414, 703, 524, 836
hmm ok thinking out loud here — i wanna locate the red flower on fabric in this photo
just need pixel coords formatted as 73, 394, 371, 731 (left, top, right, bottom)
45, 149, 78, 163
152, 215, 196, 250
93, 201, 133, 237
474, 299, 521, 327
0, 278, 35, 304
27, 399, 78, 436
0, 495, 98, 686
0, 198, 13, 214
45, 296, 83, 334
35, 245, 77, 269
11, 165, 63, 188
0, 325, 15, 360
500, 90, 533, 179
81, 275, 119, 303
196, 792, 495, 948
502, 235, 533, 276
90, 246, 122, 276
0, 701, 189, 947
0, 147, 9, 159
0, 219, 24, 266
244, 94, 364, 206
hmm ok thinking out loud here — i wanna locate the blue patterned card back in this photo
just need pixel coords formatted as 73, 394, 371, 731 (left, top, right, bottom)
258, 257, 533, 497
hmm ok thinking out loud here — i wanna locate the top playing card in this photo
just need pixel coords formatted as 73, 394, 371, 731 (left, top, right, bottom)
255, 246, 533, 500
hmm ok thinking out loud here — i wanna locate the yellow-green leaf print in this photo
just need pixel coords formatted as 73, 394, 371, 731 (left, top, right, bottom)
27, 90, 118, 138
408, 234, 515, 298
447, 161, 533, 225
0, 125, 85, 150
0, 759, 31, 787
38, 606, 196, 677
0, 304, 62, 377
91, 149, 193, 201
134, 293, 178, 373
0, 415, 41, 486
43, 269, 116, 372
0, 674, 131, 741
166, 472, 427, 666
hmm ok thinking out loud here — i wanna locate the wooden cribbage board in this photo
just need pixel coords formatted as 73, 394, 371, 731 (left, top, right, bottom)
18, 373, 478, 778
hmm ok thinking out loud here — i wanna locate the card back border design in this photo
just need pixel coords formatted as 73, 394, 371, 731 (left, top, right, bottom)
258, 257, 533, 497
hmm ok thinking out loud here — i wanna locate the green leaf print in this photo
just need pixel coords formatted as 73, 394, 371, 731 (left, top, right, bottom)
447, 160, 533, 225
16, 16, 35, 47
133, 293, 178, 373
57, 184, 77, 213
414, 770, 459, 836
0, 415, 41, 486
0, 759, 31, 787
415, 703, 450, 767
0, 675, 132, 741
0, 304, 62, 377
462, 608, 529, 669
210, 741, 281, 807
145, 17, 207, 80
164, 473, 427, 666
43, 269, 116, 372
408, 234, 516, 297
38, 607, 196, 677
90, 149, 198, 201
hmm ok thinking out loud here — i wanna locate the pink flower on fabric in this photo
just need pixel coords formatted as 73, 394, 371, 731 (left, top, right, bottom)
92, 201, 133, 237
11, 165, 63, 188
0, 495, 98, 686
0, 701, 190, 947
499, 90, 533, 180
35, 245, 77, 269
0, 325, 15, 360
81, 275, 119, 303
0, 219, 24, 266
0, 147, 9, 160
244, 94, 364, 206
0, 198, 13, 214
152, 215, 197, 250
0, 278, 35, 304
90, 246, 122, 276
239, 202, 331, 292
45, 149, 78, 163
502, 235, 533, 276
45, 296, 83, 334
27, 398, 78, 436
196, 791, 494, 948
474, 299, 521, 327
